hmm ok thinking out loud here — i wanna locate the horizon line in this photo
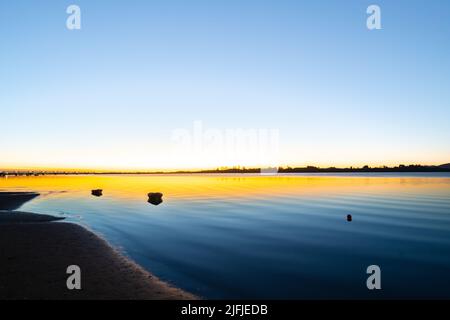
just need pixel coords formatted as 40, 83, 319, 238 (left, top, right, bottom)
1, 163, 449, 174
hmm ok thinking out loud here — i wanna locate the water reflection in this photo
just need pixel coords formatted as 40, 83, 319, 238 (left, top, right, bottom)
1, 173, 450, 299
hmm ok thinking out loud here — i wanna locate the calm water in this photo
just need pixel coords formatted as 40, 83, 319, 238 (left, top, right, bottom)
2, 173, 450, 299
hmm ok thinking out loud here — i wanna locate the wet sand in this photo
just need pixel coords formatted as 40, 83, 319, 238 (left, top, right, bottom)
0, 211, 197, 300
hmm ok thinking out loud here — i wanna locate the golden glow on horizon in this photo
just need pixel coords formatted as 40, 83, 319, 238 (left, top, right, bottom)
0, 160, 447, 172
1, 144, 448, 172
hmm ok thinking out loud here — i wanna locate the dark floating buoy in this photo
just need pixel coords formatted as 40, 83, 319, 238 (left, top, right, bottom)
91, 189, 103, 197
148, 192, 163, 206
347, 214, 352, 222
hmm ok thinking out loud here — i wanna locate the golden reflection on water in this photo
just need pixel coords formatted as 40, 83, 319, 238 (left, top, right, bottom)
1, 174, 449, 202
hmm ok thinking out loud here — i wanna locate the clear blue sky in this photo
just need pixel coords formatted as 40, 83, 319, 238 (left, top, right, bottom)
1, 0, 449, 170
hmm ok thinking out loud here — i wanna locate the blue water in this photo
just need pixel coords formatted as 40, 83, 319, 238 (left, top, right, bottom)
3, 173, 450, 299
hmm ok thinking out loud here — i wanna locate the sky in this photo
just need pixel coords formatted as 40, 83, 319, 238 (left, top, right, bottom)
1, 0, 450, 171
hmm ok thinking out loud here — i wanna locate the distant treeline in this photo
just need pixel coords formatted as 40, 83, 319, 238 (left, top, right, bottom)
1, 164, 450, 176
278, 164, 450, 173
189, 164, 450, 173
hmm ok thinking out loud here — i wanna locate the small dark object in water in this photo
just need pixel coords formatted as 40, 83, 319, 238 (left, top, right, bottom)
347, 214, 352, 222
91, 189, 103, 197
148, 192, 163, 205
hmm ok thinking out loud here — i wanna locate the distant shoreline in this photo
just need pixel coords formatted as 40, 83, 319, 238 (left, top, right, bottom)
1, 164, 450, 176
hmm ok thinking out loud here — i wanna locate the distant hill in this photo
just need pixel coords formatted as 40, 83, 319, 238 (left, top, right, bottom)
439, 163, 450, 169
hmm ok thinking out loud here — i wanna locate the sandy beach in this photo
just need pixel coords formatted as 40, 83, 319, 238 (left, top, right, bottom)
0, 211, 196, 300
